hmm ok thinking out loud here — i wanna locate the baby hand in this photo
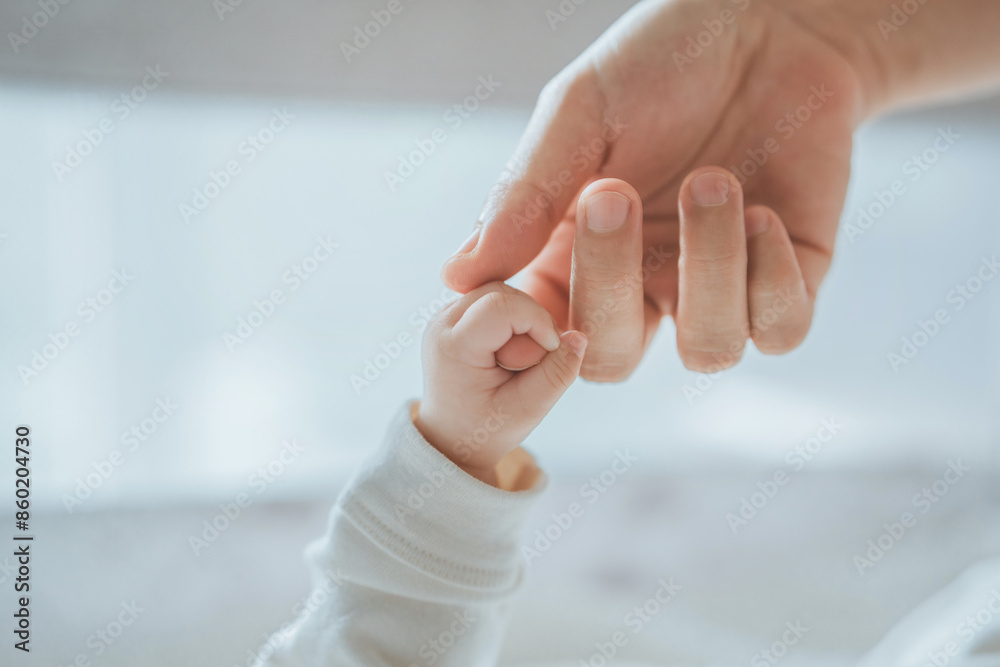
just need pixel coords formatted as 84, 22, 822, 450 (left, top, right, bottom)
414, 282, 588, 485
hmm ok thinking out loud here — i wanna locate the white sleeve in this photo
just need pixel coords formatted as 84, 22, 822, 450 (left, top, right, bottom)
259, 402, 547, 667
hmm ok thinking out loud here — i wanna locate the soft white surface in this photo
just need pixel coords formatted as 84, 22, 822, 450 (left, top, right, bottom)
504, 468, 1000, 666
14, 467, 1000, 666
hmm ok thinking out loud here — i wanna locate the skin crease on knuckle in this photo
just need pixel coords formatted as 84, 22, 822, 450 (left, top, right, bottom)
484, 290, 514, 316
581, 341, 643, 382
571, 267, 639, 297
434, 294, 498, 365
466, 285, 517, 328
495, 289, 550, 335
681, 324, 747, 349
678, 251, 747, 282
543, 352, 575, 392
542, 64, 598, 119
434, 329, 470, 369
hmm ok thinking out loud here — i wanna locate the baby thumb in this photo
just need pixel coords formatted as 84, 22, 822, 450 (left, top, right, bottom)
506, 331, 588, 416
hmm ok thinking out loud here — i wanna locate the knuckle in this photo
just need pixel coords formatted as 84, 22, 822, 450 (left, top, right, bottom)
496, 290, 524, 317
748, 288, 811, 353
481, 288, 513, 312
537, 77, 564, 108
678, 251, 746, 280
580, 361, 634, 383
424, 306, 453, 343
472, 280, 511, 299
435, 327, 463, 360
516, 181, 559, 229
494, 168, 560, 232
543, 349, 577, 391
542, 365, 571, 392
538, 68, 584, 110
573, 267, 634, 296
579, 346, 640, 383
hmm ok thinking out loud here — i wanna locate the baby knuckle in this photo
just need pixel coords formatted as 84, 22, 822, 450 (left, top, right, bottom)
543, 352, 575, 390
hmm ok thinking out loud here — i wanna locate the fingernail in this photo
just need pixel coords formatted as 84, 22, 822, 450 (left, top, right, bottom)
451, 226, 481, 258
745, 208, 771, 237
584, 191, 631, 233
690, 172, 731, 207
497, 361, 539, 372
541, 329, 562, 352
561, 331, 589, 358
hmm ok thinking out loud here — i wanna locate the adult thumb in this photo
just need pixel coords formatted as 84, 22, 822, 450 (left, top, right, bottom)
442, 69, 613, 293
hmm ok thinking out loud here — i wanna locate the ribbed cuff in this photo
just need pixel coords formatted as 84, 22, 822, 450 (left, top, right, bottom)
333, 402, 547, 596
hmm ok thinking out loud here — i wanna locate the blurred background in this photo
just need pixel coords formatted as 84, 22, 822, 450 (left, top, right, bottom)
1, 0, 999, 665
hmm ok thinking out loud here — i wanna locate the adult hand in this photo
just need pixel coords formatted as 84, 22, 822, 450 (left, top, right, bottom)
442, 0, 871, 380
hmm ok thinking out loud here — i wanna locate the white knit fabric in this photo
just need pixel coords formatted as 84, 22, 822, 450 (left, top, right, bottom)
261, 402, 547, 667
